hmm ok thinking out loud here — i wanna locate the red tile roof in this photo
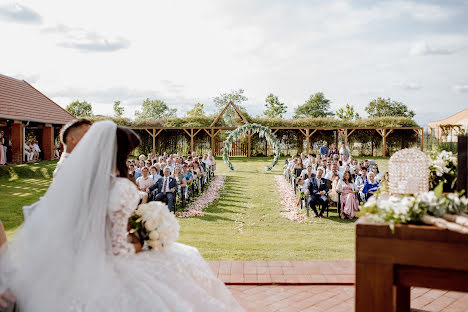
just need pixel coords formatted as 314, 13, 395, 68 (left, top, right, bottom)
0, 73, 75, 124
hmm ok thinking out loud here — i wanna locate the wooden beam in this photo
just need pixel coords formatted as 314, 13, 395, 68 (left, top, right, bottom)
309, 129, 318, 137
306, 129, 310, 155
230, 101, 248, 124
183, 129, 191, 137
144, 128, 153, 136
299, 129, 307, 136
210, 103, 230, 127
203, 129, 212, 137
273, 129, 279, 134
348, 129, 356, 137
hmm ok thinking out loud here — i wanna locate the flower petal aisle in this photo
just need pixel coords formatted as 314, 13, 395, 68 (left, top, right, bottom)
176, 175, 226, 218
274, 175, 307, 223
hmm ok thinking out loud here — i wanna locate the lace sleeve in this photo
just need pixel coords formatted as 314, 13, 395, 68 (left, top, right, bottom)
108, 178, 140, 256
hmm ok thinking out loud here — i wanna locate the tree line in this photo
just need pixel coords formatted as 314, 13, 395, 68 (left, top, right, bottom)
65, 89, 416, 123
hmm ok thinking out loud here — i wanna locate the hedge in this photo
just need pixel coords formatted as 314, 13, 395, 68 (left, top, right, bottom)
87, 115, 419, 128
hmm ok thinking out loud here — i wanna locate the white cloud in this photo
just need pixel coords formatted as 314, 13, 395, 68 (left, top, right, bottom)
41, 24, 130, 52
0, 3, 42, 24
409, 41, 455, 56
453, 85, 468, 93
394, 82, 422, 91
9, 73, 40, 83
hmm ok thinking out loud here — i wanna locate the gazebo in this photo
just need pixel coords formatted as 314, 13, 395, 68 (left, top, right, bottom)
428, 109, 468, 142
0, 74, 75, 164
131, 101, 424, 158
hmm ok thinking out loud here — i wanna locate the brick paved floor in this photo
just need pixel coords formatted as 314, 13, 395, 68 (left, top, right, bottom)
209, 260, 354, 285
227, 285, 468, 312
209, 261, 468, 311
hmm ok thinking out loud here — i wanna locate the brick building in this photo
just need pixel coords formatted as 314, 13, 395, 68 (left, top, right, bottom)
0, 74, 75, 164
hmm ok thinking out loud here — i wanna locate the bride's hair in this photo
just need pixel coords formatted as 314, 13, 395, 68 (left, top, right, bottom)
116, 126, 141, 179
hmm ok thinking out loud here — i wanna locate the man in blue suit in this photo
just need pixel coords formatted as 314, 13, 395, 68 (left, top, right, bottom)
148, 167, 178, 212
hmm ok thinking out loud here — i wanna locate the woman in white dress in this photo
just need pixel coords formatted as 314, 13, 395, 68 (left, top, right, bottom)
3, 121, 244, 312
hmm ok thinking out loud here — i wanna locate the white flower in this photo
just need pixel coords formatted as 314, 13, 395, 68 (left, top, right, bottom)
145, 219, 158, 231
148, 240, 163, 249
149, 231, 160, 241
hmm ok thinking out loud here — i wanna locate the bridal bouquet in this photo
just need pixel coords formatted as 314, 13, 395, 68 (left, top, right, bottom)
128, 201, 180, 250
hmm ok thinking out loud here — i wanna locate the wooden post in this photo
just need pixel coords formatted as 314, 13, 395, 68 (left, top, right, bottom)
211, 129, 215, 156
152, 129, 156, 155
306, 129, 310, 155
420, 128, 424, 152
376, 129, 393, 157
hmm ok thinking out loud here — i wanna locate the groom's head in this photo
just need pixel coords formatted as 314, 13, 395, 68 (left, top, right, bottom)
60, 118, 92, 153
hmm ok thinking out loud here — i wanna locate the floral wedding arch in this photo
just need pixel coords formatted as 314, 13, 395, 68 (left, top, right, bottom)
222, 123, 281, 171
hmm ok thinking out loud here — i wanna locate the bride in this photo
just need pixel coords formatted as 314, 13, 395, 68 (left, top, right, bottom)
3, 121, 244, 311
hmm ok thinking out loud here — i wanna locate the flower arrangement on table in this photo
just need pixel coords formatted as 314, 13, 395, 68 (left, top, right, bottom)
128, 201, 180, 250
429, 150, 457, 191
359, 149, 468, 234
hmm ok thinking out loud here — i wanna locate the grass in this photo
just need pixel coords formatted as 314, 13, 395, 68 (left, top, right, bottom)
0, 157, 390, 260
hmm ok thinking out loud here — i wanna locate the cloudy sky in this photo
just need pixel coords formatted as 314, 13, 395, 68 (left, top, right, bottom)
1, 0, 467, 126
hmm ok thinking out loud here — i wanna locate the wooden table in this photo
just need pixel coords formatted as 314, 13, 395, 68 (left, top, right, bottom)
355, 221, 468, 312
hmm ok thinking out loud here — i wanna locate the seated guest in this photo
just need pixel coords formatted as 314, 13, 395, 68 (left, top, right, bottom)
182, 164, 193, 184
24, 140, 33, 162
355, 167, 368, 203
0, 221, 16, 311
150, 166, 162, 183
149, 167, 177, 212
371, 165, 382, 182
306, 167, 329, 218
328, 143, 338, 158
337, 171, 359, 219
363, 172, 380, 200
301, 164, 316, 180
193, 161, 204, 178
172, 166, 187, 198
128, 164, 137, 178
33, 140, 42, 160
208, 153, 216, 170
325, 163, 342, 180
328, 173, 340, 203
136, 167, 153, 204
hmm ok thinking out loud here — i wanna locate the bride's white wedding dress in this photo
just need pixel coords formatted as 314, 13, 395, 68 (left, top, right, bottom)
107, 177, 243, 311
2, 121, 244, 312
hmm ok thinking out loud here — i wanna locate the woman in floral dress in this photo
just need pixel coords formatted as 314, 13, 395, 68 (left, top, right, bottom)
337, 171, 360, 219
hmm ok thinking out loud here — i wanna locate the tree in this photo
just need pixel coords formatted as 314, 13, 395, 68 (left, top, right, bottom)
294, 92, 334, 118
66, 100, 93, 117
113, 100, 125, 117
134, 98, 177, 119
336, 103, 360, 121
213, 89, 248, 125
186, 103, 206, 117
365, 97, 415, 118
263, 93, 287, 118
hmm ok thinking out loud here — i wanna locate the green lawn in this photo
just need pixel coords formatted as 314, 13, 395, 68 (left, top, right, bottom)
0, 157, 389, 260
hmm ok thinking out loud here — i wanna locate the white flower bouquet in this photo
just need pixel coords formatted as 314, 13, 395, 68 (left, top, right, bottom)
359, 183, 468, 233
429, 150, 457, 191
128, 201, 180, 250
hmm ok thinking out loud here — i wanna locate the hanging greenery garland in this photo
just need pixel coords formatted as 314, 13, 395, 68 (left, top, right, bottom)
223, 123, 282, 171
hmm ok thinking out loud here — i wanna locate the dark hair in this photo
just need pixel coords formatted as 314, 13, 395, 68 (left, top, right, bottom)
342, 170, 354, 183
116, 126, 141, 179
60, 118, 92, 145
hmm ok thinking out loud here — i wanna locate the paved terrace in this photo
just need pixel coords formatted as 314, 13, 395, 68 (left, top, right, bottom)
209, 260, 468, 312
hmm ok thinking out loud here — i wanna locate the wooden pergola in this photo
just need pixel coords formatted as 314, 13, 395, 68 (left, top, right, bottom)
131, 101, 424, 157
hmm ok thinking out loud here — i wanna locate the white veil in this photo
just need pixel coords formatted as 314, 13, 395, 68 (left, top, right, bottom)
7, 120, 126, 311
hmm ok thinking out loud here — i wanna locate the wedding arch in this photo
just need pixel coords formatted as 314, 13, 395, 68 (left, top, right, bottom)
223, 123, 281, 171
